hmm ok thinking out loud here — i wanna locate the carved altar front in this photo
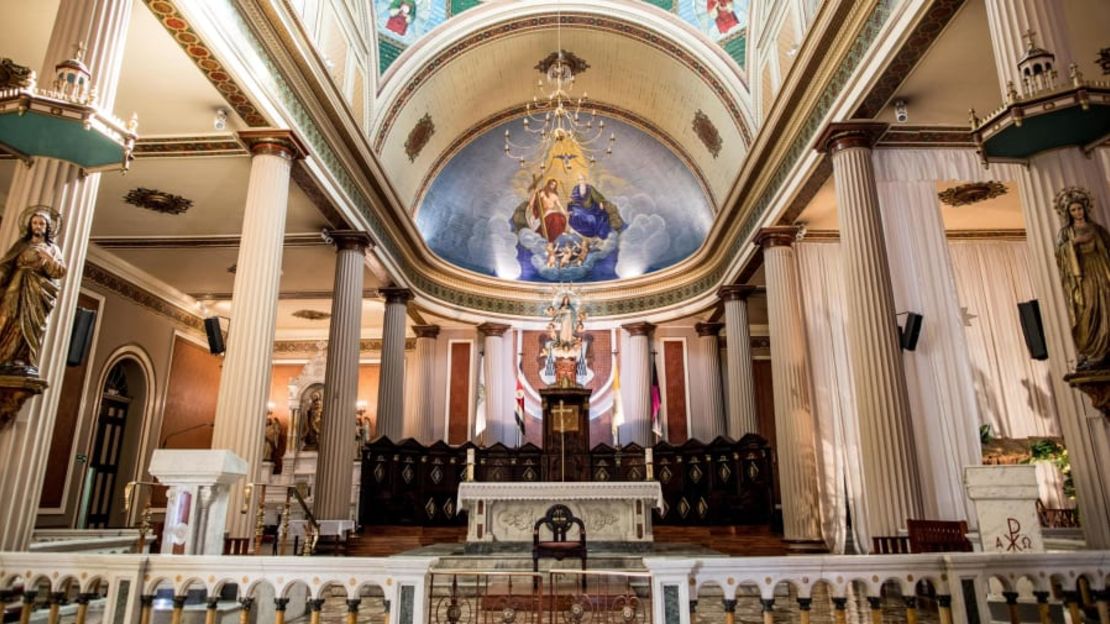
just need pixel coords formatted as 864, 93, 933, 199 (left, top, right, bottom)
457, 481, 662, 547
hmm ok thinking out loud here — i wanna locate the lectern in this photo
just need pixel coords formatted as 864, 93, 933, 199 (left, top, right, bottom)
540, 386, 591, 481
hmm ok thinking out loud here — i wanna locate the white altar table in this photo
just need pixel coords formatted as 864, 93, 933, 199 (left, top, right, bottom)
457, 482, 663, 545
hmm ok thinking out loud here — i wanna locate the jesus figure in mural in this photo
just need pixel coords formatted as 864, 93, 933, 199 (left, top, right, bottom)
529, 179, 568, 243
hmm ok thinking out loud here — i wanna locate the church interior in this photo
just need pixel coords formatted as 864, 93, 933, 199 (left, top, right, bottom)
1, 0, 1109, 622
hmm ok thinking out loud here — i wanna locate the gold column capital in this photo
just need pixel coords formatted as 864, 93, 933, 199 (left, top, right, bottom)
815, 122, 888, 155
238, 129, 309, 160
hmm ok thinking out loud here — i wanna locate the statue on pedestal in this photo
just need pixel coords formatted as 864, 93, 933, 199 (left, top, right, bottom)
541, 287, 590, 388
0, 207, 67, 376
1054, 187, 1110, 370
301, 389, 324, 450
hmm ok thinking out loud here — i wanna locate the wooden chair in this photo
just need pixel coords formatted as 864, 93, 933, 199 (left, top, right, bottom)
906, 519, 973, 553
533, 504, 587, 588
1036, 499, 1080, 528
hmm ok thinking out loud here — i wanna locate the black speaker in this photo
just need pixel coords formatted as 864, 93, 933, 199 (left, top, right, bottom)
66, 307, 97, 366
900, 312, 924, 351
1018, 300, 1049, 360
204, 317, 225, 355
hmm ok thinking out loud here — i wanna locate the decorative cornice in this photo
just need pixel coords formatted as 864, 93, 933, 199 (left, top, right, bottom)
133, 135, 247, 158
799, 228, 1027, 241
477, 322, 511, 337
83, 261, 205, 332
272, 338, 416, 354
238, 129, 309, 159
754, 226, 801, 249
622, 322, 656, 337
413, 324, 441, 339
815, 122, 889, 155
695, 322, 723, 337
379, 287, 414, 305
91, 233, 326, 249
717, 284, 759, 302
876, 125, 975, 148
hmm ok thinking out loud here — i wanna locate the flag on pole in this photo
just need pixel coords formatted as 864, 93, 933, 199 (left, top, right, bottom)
611, 359, 624, 445
514, 373, 526, 438
650, 357, 663, 439
474, 352, 487, 441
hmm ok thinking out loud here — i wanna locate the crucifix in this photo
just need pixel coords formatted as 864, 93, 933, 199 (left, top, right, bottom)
1021, 28, 1038, 50
551, 400, 576, 482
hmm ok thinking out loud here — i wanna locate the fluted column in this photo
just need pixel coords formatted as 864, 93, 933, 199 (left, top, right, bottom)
477, 323, 511, 445
315, 231, 372, 521
719, 285, 759, 438
816, 123, 922, 543
210, 131, 307, 538
376, 288, 412, 441
694, 322, 726, 441
983, 0, 1110, 550
0, 0, 134, 551
405, 325, 440, 443
621, 322, 656, 446
756, 227, 823, 545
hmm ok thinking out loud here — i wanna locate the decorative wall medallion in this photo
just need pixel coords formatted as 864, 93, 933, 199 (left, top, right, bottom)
404, 113, 434, 162
292, 309, 331, 321
692, 110, 723, 158
937, 181, 1007, 207
123, 187, 193, 215
534, 50, 590, 77
0, 58, 34, 89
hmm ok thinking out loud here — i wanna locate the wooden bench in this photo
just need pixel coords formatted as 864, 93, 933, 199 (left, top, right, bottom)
906, 519, 973, 553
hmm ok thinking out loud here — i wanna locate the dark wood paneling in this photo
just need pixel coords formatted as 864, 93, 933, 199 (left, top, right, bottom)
663, 341, 688, 443
753, 360, 776, 449
40, 294, 101, 508
447, 342, 471, 444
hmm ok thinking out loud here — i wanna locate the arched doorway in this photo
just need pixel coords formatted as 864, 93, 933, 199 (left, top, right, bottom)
84, 359, 147, 528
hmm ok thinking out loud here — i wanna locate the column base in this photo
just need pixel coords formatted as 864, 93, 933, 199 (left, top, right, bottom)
784, 539, 828, 555
1063, 367, 1110, 419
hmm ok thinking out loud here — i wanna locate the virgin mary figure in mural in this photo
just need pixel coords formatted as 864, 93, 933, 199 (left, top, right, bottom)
385, 0, 417, 36
707, 0, 741, 35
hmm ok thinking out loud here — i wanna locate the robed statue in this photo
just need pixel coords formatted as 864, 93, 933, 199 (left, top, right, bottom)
1055, 187, 1110, 370
0, 207, 67, 376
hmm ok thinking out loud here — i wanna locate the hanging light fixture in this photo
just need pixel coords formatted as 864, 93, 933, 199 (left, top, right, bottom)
502, 3, 615, 174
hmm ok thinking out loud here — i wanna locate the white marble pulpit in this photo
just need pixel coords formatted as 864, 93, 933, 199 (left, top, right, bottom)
458, 482, 663, 546
965, 465, 1045, 553
149, 449, 247, 555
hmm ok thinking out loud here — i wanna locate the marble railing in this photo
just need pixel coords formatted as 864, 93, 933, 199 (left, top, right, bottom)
645, 551, 1110, 624
29, 529, 143, 554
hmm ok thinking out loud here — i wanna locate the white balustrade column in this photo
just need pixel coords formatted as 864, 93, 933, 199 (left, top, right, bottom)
404, 325, 440, 443
0, 0, 132, 551
315, 231, 371, 521
694, 322, 726, 441
719, 286, 758, 438
477, 323, 511, 445
376, 288, 412, 441
756, 227, 823, 546
982, 0, 1110, 548
210, 131, 306, 538
621, 323, 655, 446
817, 123, 923, 544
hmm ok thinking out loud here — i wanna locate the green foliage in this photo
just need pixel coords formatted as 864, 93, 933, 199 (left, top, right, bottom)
979, 423, 992, 445
1024, 438, 1074, 500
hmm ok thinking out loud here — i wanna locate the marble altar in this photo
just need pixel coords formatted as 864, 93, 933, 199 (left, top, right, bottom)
458, 481, 663, 546
964, 465, 1045, 553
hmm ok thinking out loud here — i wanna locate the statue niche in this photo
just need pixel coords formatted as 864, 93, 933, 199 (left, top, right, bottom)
299, 383, 325, 451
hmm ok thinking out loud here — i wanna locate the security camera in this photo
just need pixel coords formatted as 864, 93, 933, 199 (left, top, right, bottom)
894, 99, 909, 123
214, 108, 229, 131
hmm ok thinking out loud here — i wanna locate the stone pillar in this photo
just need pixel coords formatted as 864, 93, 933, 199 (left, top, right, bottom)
477, 323, 511, 445
982, 0, 1110, 549
314, 231, 371, 521
694, 322, 726, 441
404, 325, 440, 443
755, 227, 823, 546
376, 288, 412, 441
621, 322, 656, 446
0, 0, 133, 552
816, 122, 922, 544
210, 131, 307, 538
719, 285, 759, 438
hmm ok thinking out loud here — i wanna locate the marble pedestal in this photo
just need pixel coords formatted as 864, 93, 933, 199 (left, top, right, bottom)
458, 482, 663, 551
964, 465, 1044, 553
149, 449, 247, 555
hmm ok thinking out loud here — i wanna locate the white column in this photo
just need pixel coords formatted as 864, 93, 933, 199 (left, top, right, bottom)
315, 231, 371, 521
404, 325, 440, 443
694, 322, 726, 441
719, 285, 758, 438
0, 0, 132, 551
755, 227, 823, 546
376, 288, 412, 441
210, 131, 306, 538
621, 322, 655, 446
983, 0, 1110, 548
817, 123, 923, 542
477, 323, 511, 445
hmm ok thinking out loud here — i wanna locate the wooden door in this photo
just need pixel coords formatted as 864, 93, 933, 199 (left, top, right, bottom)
86, 365, 131, 528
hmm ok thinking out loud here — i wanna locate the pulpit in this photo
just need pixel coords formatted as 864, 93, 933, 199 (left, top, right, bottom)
541, 386, 591, 481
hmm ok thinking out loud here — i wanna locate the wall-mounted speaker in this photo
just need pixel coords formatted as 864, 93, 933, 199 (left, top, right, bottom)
204, 317, 225, 355
66, 307, 97, 367
1018, 300, 1048, 360
900, 312, 924, 351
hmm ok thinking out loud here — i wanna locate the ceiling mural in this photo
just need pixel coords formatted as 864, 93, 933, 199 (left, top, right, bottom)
375, 0, 749, 75
416, 115, 713, 284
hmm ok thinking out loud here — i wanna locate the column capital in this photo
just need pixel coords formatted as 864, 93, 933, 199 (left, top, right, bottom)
695, 321, 723, 337
717, 284, 759, 301
622, 321, 656, 336
238, 129, 309, 160
477, 322, 511, 337
326, 229, 373, 252
755, 226, 801, 249
378, 287, 413, 304
815, 122, 888, 155
413, 324, 440, 339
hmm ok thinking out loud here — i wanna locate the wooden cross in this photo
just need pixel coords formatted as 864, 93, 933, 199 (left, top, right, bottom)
1021, 28, 1038, 50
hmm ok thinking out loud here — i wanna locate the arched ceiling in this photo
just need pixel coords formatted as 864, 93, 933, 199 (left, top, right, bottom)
370, 1, 757, 215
